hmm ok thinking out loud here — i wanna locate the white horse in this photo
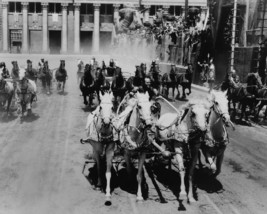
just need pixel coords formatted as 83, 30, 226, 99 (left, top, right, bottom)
77, 59, 84, 85
155, 100, 211, 202
11, 61, 37, 116
0, 68, 14, 115
117, 92, 169, 202
201, 90, 234, 177
83, 91, 116, 206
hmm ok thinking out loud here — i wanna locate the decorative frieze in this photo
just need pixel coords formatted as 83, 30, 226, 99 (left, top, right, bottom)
61, 3, 68, 10
21, 2, 29, 10
74, 3, 81, 11
93, 3, 101, 10
41, 2, 48, 9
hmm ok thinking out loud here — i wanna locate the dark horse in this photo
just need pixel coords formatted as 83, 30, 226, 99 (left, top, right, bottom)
111, 68, 127, 108
161, 65, 177, 100
94, 68, 110, 101
80, 64, 96, 106
222, 72, 262, 121
38, 61, 52, 94
255, 87, 267, 121
176, 70, 193, 99
55, 60, 68, 93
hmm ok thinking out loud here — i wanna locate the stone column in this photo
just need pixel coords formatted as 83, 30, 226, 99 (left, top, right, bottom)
2, 2, 9, 52
61, 3, 68, 53
200, 6, 208, 30
22, 2, 29, 53
144, 5, 151, 22
113, 4, 120, 22
42, 3, 48, 53
92, 3, 100, 54
181, 6, 185, 18
74, 3, 81, 53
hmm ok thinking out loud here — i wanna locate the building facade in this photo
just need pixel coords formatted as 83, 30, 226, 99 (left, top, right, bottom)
0, 0, 207, 54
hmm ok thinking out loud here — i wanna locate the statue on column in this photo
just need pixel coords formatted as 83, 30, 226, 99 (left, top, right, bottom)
114, 4, 143, 34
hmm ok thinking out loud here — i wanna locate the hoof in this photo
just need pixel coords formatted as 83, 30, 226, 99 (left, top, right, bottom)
188, 196, 196, 203
105, 200, 112, 206
160, 198, 167, 204
136, 197, 144, 202
80, 139, 85, 144
179, 190, 187, 200
105, 196, 112, 206
94, 185, 102, 191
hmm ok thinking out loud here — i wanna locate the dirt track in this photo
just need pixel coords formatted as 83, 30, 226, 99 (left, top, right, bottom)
0, 54, 266, 214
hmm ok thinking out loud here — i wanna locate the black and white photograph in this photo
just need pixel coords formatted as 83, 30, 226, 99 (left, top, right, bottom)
0, 0, 266, 213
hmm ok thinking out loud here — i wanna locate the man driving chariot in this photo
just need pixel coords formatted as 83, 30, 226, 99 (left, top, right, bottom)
0, 62, 10, 79
25, 60, 38, 82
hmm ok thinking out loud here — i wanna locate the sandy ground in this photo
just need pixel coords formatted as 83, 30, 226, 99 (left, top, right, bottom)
0, 54, 266, 214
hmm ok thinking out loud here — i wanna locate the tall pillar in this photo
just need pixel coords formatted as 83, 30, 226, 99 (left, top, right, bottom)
22, 2, 29, 53
61, 3, 68, 53
42, 3, 48, 53
181, 6, 185, 18
113, 4, 120, 22
74, 3, 81, 53
92, 3, 100, 53
200, 6, 208, 30
2, 2, 9, 52
144, 5, 151, 22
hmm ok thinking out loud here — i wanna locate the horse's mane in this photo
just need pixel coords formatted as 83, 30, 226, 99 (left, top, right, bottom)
114, 73, 124, 88
83, 65, 93, 85
97, 70, 105, 85
180, 99, 210, 111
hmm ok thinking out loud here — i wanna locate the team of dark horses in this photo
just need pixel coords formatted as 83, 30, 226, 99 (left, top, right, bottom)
79, 61, 194, 110
221, 72, 267, 123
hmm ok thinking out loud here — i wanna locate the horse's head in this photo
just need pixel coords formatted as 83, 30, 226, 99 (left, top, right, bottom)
140, 63, 147, 74
12, 61, 19, 70
184, 101, 211, 132
77, 59, 84, 69
99, 92, 114, 126
19, 77, 29, 90
208, 90, 230, 124
60, 60, 65, 69
27, 60, 33, 69
136, 91, 152, 127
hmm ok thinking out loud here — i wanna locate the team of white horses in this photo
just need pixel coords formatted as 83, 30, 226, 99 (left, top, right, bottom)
82, 89, 234, 205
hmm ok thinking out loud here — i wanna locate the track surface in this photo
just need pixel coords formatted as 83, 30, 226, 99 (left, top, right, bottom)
0, 54, 266, 214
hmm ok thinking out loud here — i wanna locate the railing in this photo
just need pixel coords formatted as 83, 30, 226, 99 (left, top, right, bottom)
100, 15, 113, 23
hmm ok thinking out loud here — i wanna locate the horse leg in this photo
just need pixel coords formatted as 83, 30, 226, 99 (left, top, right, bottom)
83, 94, 88, 105
214, 146, 226, 177
174, 146, 186, 198
264, 103, 267, 120
176, 84, 180, 99
124, 150, 135, 193
172, 86, 175, 100
136, 152, 146, 202
182, 86, 186, 99
93, 143, 104, 190
105, 142, 115, 206
255, 101, 263, 121
187, 84, 191, 95
6, 95, 13, 116
204, 149, 216, 174
62, 81, 65, 93
188, 143, 201, 203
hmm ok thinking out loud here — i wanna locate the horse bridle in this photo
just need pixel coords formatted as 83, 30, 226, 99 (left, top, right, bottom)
136, 99, 152, 127
212, 102, 229, 121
